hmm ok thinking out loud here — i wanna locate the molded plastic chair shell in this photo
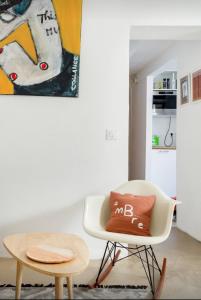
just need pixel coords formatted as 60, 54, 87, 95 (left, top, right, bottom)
84, 180, 181, 246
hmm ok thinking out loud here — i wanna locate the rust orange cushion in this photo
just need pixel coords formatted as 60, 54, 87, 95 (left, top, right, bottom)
106, 192, 156, 236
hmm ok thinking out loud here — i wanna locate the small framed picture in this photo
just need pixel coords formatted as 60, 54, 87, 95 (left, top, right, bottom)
192, 70, 201, 102
180, 75, 190, 105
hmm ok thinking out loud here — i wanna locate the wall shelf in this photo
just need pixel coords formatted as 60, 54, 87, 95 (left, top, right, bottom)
153, 89, 177, 91
152, 114, 176, 118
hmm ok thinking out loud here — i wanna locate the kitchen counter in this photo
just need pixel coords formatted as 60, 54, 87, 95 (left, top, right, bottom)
152, 146, 176, 150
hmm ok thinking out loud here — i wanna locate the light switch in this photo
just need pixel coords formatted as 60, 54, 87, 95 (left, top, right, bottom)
105, 129, 119, 141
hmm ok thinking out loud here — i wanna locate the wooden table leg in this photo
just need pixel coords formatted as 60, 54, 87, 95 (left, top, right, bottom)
55, 277, 63, 299
16, 261, 23, 300
66, 276, 73, 300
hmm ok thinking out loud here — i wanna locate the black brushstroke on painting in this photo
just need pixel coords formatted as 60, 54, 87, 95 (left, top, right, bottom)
13, 49, 80, 97
0, 0, 31, 15
0, 0, 22, 12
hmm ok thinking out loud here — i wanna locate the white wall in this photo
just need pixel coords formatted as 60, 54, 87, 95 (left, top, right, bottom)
1, 0, 201, 260
129, 76, 147, 179
176, 41, 201, 241
0, 0, 130, 258
131, 40, 201, 241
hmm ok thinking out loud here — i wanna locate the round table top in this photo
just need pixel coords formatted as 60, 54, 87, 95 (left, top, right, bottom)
3, 233, 90, 277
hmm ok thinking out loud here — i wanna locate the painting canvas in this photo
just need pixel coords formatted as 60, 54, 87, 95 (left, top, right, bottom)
0, 0, 82, 97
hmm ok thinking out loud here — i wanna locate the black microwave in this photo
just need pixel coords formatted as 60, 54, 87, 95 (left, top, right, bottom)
153, 91, 177, 109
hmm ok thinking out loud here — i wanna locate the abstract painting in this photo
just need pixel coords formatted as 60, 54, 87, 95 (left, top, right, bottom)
0, 0, 82, 97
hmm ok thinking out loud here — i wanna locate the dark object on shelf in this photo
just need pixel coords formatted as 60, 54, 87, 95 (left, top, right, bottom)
153, 89, 177, 116
167, 78, 170, 89
163, 78, 167, 89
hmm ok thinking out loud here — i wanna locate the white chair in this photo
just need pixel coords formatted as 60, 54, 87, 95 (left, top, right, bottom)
84, 180, 181, 299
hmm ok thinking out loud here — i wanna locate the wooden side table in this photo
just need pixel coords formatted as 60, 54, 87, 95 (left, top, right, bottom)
3, 233, 89, 299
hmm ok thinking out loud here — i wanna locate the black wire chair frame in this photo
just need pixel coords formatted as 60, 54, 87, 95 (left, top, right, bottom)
90, 241, 166, 299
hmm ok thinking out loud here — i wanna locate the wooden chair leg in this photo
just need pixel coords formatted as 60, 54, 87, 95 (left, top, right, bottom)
16, 261, 23, 300
66, 276, 73, 299
154, 258, 167, 300
55, 277, 63, 300
89, 246, 121, 289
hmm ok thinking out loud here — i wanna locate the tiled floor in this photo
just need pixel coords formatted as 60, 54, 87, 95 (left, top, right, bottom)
0, 227, 201, 299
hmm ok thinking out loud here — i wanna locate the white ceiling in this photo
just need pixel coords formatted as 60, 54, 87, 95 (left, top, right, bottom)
130, 40, 174, 74
129, 26, 201, 75
130, 26, 201, 41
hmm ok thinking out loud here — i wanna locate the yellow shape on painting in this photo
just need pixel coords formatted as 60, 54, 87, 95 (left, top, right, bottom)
0, 0, 82, 95
53, 0, 82, 55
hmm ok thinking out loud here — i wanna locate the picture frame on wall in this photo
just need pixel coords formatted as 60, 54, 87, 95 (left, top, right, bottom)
192, 69, 201, 102
180, 75, 190, 105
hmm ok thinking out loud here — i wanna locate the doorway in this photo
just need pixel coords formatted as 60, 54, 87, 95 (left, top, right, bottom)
129, 37, 180, 222
129, 43, 177, 193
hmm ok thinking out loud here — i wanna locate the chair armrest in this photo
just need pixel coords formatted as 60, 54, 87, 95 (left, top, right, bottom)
174, 200, 182, 205
83, 195, 106, 235
151, 196, 181, 238
165, 197, 182, 207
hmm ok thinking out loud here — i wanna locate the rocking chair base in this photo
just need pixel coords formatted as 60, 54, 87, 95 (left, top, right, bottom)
154, 258, 167, 299
89, 249, 121, 289
89, 241, 167, 299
